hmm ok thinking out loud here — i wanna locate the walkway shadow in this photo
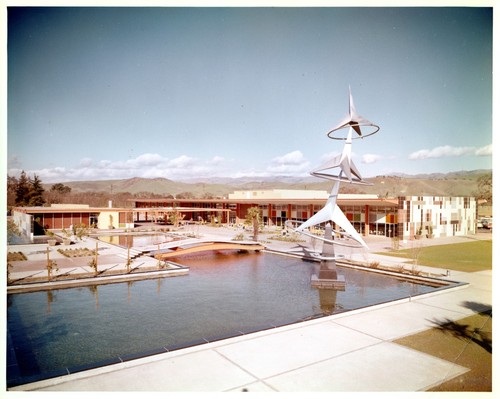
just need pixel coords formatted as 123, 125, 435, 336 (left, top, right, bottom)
428, 302, 492, 354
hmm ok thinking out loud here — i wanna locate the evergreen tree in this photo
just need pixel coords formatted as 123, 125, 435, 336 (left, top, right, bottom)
28, 174, 45, 206
15, 171, 30, 206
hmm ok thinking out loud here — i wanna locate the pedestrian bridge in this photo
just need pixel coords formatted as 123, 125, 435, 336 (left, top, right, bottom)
152, 239, 266, 259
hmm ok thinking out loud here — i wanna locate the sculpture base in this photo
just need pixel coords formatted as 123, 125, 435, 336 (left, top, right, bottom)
311, 274, 346, 290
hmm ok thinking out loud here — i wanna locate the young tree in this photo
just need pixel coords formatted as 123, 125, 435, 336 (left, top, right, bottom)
51, 183, 71, 194
475, 173, 492, 204
46, 183, 70, 204
176, 192, 195, 199
245, 207, 261, 241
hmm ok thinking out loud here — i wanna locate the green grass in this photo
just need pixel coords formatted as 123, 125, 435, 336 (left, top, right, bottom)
379, 240, 492, 272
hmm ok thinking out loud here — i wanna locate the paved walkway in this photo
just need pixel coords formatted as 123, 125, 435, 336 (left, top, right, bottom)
7, 227, 493, 392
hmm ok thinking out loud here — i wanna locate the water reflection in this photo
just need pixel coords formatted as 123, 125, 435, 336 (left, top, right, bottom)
88, 286, 99, 309
313, 223, 346, 315
97, 233, 178, 248
46, 291, 54, 314
318, 288, 341, 314
316, 260, 345, 315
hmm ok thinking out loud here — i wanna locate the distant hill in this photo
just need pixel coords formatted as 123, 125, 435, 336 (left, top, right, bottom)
44, 169, 491, 199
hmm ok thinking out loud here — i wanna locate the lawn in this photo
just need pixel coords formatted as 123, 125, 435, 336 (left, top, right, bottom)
379, 239, 492, 272
394, 311, 492, 391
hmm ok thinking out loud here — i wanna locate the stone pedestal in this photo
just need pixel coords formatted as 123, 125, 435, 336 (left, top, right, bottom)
310, 223, 346, 290
311, 224, 345, 313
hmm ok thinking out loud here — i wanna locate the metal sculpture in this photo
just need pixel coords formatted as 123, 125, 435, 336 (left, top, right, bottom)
326, 86, 379, 140
291, 87, 379, 257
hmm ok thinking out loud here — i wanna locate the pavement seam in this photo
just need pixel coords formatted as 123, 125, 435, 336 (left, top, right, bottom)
387, 342, 471, 392
212, 348, 279, 392
328, 317, 400, 342
246, 340, 387, 388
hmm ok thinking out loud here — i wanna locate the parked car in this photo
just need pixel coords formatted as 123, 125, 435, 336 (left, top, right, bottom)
481, 218, 493, 229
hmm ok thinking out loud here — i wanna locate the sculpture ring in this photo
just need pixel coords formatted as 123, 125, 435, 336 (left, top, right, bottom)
326, 123, 380, 140
285, 220, 366, 249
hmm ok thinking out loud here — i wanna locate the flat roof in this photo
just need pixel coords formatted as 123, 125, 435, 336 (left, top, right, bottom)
128, 197, 399, 207
12, 206, 232, 214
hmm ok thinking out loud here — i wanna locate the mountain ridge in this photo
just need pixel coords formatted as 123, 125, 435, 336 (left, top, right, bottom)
42, 169, 491, 198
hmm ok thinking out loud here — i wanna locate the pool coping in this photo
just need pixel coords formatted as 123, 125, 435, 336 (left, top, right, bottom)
6, 266, 189, 294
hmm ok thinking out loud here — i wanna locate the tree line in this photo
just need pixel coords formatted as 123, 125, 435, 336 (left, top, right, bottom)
7, 171, 492, 210
7, 172, 188, 210
7, 171, 46, 207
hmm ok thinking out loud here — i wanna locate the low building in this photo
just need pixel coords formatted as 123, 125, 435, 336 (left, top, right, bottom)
11, 190, 477, 242
129, 190, 477, 240
11, 204, 135, 241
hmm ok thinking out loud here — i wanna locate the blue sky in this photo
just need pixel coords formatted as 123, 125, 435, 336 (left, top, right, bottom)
6, 6, 493, 183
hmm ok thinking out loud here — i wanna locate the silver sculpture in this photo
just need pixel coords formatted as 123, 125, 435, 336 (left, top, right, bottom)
291, 87, 380, 256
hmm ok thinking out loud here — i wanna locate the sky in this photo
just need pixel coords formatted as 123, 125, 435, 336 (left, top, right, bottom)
5, 5, 494, 183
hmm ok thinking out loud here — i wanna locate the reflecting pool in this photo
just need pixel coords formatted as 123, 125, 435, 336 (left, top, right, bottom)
7, 252, 446, 387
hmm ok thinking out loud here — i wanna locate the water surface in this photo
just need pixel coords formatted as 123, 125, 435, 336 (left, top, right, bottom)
7, 252, 441, 386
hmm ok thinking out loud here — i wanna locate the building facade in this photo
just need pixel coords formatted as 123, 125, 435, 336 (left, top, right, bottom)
130, 190, 476, 240
11, 190, 477, 242
397, 195, 477, 240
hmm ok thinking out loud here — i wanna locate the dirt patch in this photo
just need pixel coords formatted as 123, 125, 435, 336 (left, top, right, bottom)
57, 248, 97, 257
7, 252, 27, 261
393, 311, 492, 391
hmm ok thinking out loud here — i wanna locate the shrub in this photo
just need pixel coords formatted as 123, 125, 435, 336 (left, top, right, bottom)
232, 233, 245, 241
369, 261, 380, 269
58, 248, 96, 258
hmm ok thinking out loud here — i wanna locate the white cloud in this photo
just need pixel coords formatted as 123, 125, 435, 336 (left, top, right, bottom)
13, 153, 235, 183
267, 150, 311, 175
79, 158, 93, 167
271, 150, 307, 165
475, 144, 492, 156
408, 145, 487, 160
99, 160, 113, 167
362, 154, 382, 164
208, 156, 225, 165
167, 155, 196, 169
134, 153, 166, 166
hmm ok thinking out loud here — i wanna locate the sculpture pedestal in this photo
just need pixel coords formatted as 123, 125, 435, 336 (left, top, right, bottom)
311, 273, 346, 289
311, 223, 346, 290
